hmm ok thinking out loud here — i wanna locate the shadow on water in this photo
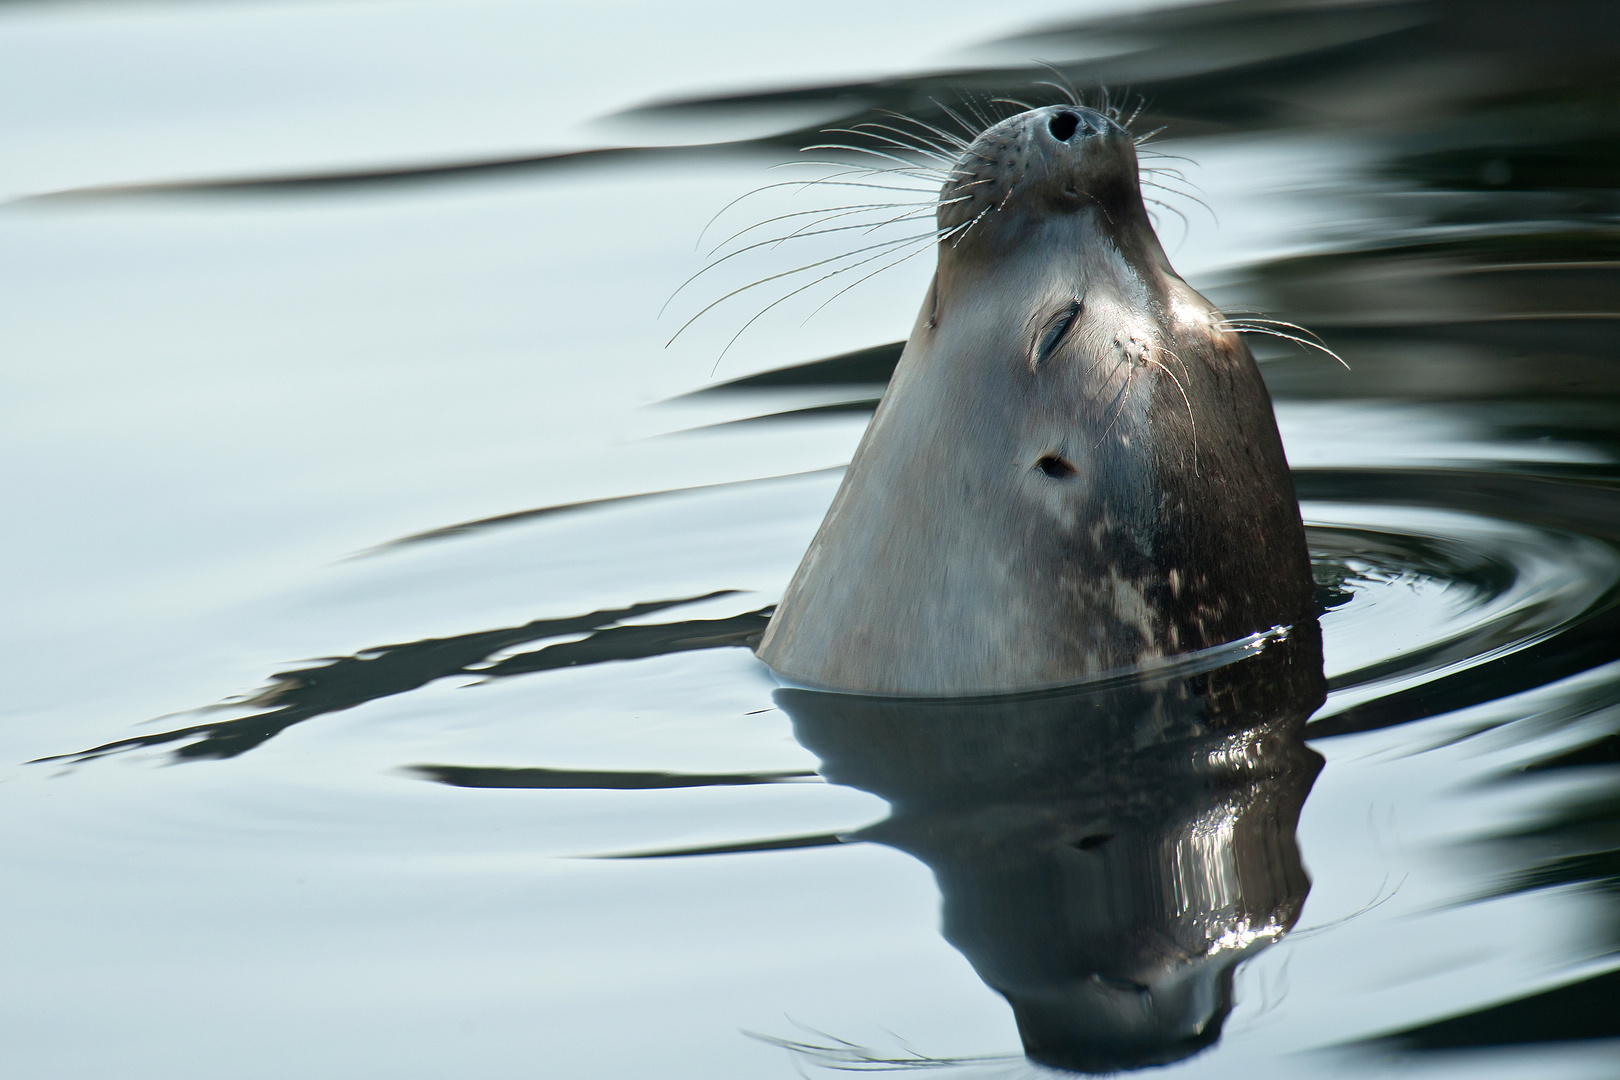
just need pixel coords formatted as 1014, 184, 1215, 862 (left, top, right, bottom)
773, 624, 1325, 1071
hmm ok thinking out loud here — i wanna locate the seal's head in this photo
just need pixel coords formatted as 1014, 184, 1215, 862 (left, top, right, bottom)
757, 105, 1316, 696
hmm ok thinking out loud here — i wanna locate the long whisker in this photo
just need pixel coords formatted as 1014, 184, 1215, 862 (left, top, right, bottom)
660, 220, 939, 325
712, 229, 952, 362
1143, 196, 1190, 244
1220, 315, 1332, 347
706, 199, 948, 255
1139, 179, 1217, 223
772, 162, 940, 186
990, 96, 1037, 113
760, 188, 977, 254
1154, 344, 1193, 386
793, 205, 989, 329
1125, 94, 1148, 130
1219, 323, 1351, 369
665, 230, 937, 333
882, 111, 976, 156
801, 142, 950, 175
950, 201, 996, 248
1138, 170, 1210, 201
962, 95, 993, 131
761, 206, 933, 252
819, 127, 957, 166
798, 231, 947, 325
1139, 164, 1192, 185
775, 200, 951, 249
933, 99, 988, 143
1145, 350, 1197, 474
844, 128, 958, 166
1137, 148, 1199, 166
695, 173, 936, 248
1033, 60, 1080, 106
1094, 367, 1137, 448
874, 113, 972, 153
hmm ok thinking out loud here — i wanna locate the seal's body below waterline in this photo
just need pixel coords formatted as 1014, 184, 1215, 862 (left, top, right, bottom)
756, 106, 1316, 696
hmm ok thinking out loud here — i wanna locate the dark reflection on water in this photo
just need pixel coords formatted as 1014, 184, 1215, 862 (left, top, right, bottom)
42, 593, 769, 763
779, 626, 1325, 1072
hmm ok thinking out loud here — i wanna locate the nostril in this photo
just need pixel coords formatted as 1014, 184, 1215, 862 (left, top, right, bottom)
1048, 111, 1081, 142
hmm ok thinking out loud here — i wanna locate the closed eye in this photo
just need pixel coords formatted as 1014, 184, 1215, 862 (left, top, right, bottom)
1031, 298, 1082, 370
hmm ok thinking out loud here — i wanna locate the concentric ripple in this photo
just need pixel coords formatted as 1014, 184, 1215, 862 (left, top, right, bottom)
1307, 503, 1620, 719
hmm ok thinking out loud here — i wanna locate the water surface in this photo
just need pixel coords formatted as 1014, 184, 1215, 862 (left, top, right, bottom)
4, 1, 1619, 1076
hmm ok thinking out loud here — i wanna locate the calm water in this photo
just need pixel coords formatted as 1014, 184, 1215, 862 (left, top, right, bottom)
4, 1, 1619, 1076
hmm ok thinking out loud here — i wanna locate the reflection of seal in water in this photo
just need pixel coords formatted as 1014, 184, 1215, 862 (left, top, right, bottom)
758, 106, 1315, 695
776, 623, 1326, 1073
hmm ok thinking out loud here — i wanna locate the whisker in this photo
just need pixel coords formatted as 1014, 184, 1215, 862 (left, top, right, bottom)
990, 96, 1037, 113
827, 125, 957, 164
881, 110, 975, 155
777, 201, 944, 248
712, 229, 951, 361
1123, 91, 1147, 130
933, 99, 988, 143
868, 114, 972, 156
1155, 343, 1193, 385
1033, 60, 1080, 106
1145, 350, 1197, 474
845, 123, 960, 163
1143, 196, 1191, 243
1139, 173, 1212, 202
1218, 322, 1351, 370
1094, 367, 1137, 448
665, 224, 937, 323
1219, 315, 1331, 347
950, 201, 996, 248
1139, 181, 1217, 226
963, 98, 991, 130
1140, 164, 1192, 184
801, 142, 951, 175
767, 206, 939, 251
1136, 148, 1199, 167
771, 165, 939, 189
798, 230, 947, 325
707, 200, 946, 256
747, 1027, 1015, 1072
695, 171, 938, 247
674, 230, 942, 355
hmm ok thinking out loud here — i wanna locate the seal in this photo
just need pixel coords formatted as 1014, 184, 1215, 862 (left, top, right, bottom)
756, 105, 1316, 695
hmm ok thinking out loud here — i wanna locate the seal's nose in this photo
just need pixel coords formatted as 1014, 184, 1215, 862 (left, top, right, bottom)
1043, 111, 1082, 142
1048, 111, 1082, 142
1047, 109, 1110, 142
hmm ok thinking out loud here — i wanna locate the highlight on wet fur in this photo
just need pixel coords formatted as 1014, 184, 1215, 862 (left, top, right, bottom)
662, 73, 1214, 362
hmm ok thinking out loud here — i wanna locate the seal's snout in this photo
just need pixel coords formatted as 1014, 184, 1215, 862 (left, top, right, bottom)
938, 105, 1139, 237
